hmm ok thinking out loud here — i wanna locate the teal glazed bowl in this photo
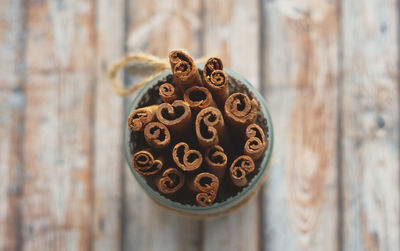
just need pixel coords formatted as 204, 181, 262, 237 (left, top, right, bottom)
124, 65, 274, 217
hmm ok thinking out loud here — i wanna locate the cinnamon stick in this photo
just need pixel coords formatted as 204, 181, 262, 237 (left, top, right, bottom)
203, 57, 229, 104
132, 150, 163, 176
156, 168, 184, 194
190, 172, 219, 207
144, 122, 171, 150
172, 142, 203, 172
229, 155, 255, 187
244, 123, 267, 161
156, 100, 192, 134
128, 105, 158, 131
159, 82, 179, 103
169, 50, 202, 92
224, 93, 258, 131
183, 86, 216, 114
195, 107, 227, 149
204, 145, 227, 180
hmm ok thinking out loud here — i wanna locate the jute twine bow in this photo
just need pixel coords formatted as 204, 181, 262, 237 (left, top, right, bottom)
108, 52, 209, 96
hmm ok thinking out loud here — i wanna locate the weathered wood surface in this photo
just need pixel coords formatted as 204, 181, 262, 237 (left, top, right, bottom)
93, 0, 124, 250
341, 0, 400, 250
261, 0, 339, 250
202, 1, 261, 250
22, 0, 95, 250
122, 1, 203, 251
0, 1, 25, 250
0, 0, 399, 250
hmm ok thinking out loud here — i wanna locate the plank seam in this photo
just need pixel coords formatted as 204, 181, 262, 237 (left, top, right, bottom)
397, 0, 400, 247
120, 0, 130, 249
16, 0, 29, 250
90, 0, 100, 250
258, 0, 267, 250
336, 0, 344, 250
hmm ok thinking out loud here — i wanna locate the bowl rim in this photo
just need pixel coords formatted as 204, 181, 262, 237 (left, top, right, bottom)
124, 65, 274, 215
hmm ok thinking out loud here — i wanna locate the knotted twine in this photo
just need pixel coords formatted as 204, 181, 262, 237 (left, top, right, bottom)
108, 52, 210, 96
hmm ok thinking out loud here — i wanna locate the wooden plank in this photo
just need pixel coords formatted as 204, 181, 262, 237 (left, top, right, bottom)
202, 0, 261, 250
92, 0, 124, 250
341, 0, 400, 250
261, 1, 339, 250
0, 0, 25, 250
22, 0, 95, 250
122, 1, 203, 250
202, 200, 259, 251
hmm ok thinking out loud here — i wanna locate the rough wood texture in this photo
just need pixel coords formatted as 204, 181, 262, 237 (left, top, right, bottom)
22, 0, 95, 249
0, 1, 25, 250
341, 0, 400, 250
203, 0, 260, 89
122, 1, 203, 251
202, 1, 261, 250
92, 0, 124, 250
262, 1, 339, 250
2, 0, 400, 250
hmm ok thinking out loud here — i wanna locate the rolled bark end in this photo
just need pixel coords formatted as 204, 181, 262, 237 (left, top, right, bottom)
192, 172, 219, 207
196, 191, 217, 207
203, 57, 228, 104
172, 142, 203, 172
183, 86, 216, 114
169, 50, 202, 91
203, 57, 223, 76
132, 150, 163, 176
144, 122, 171, 150
156, 100, 192, 133
128, 105, 158, 131
159, 83, 179, 103
229, 155, 255, 187
224, 93, 258, 131
244, 123, 267, 161
204, 145, 227, 179
195, 107, 225, 149
156, 168, 184, 194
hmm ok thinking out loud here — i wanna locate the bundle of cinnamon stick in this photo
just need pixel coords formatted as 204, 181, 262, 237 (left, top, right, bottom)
128, 50, 268, 207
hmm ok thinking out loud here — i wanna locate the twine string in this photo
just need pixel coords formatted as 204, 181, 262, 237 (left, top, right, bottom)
108, 52, 209, 96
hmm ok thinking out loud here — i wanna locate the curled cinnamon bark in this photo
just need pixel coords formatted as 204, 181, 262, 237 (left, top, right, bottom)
159, 83, 179, 103
203, 57, 229, 104
204, 57, 223, 74
132, 150, 163, 176
172, 142, 203, 172
244, 123, 267, 161
204, 145, 227, 180
156, 168, 184, 194
169, 50, 202, 92
144, 122, 171, 150
195, 107, 226, 149
183, 86, 216, 114
229, 155, 255, 187
156, 100, 192, 133
224, 93, 258, 131
191, 172, 219, 207
128, 105, 158, 131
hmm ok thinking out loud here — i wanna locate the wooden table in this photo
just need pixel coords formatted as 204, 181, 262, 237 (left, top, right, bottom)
1, 0, 398, 250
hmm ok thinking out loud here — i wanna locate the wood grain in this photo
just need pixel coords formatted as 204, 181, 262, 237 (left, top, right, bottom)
341, 0, 400, 250
203, 0, 260, 89
0, 0, 25, 250
22, 0, 95, 249
202, 0, 261, 250
2, 1, 400, 250
261, 1, 339, 250
92, 0, 125, 250
122, 1, 203, 250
